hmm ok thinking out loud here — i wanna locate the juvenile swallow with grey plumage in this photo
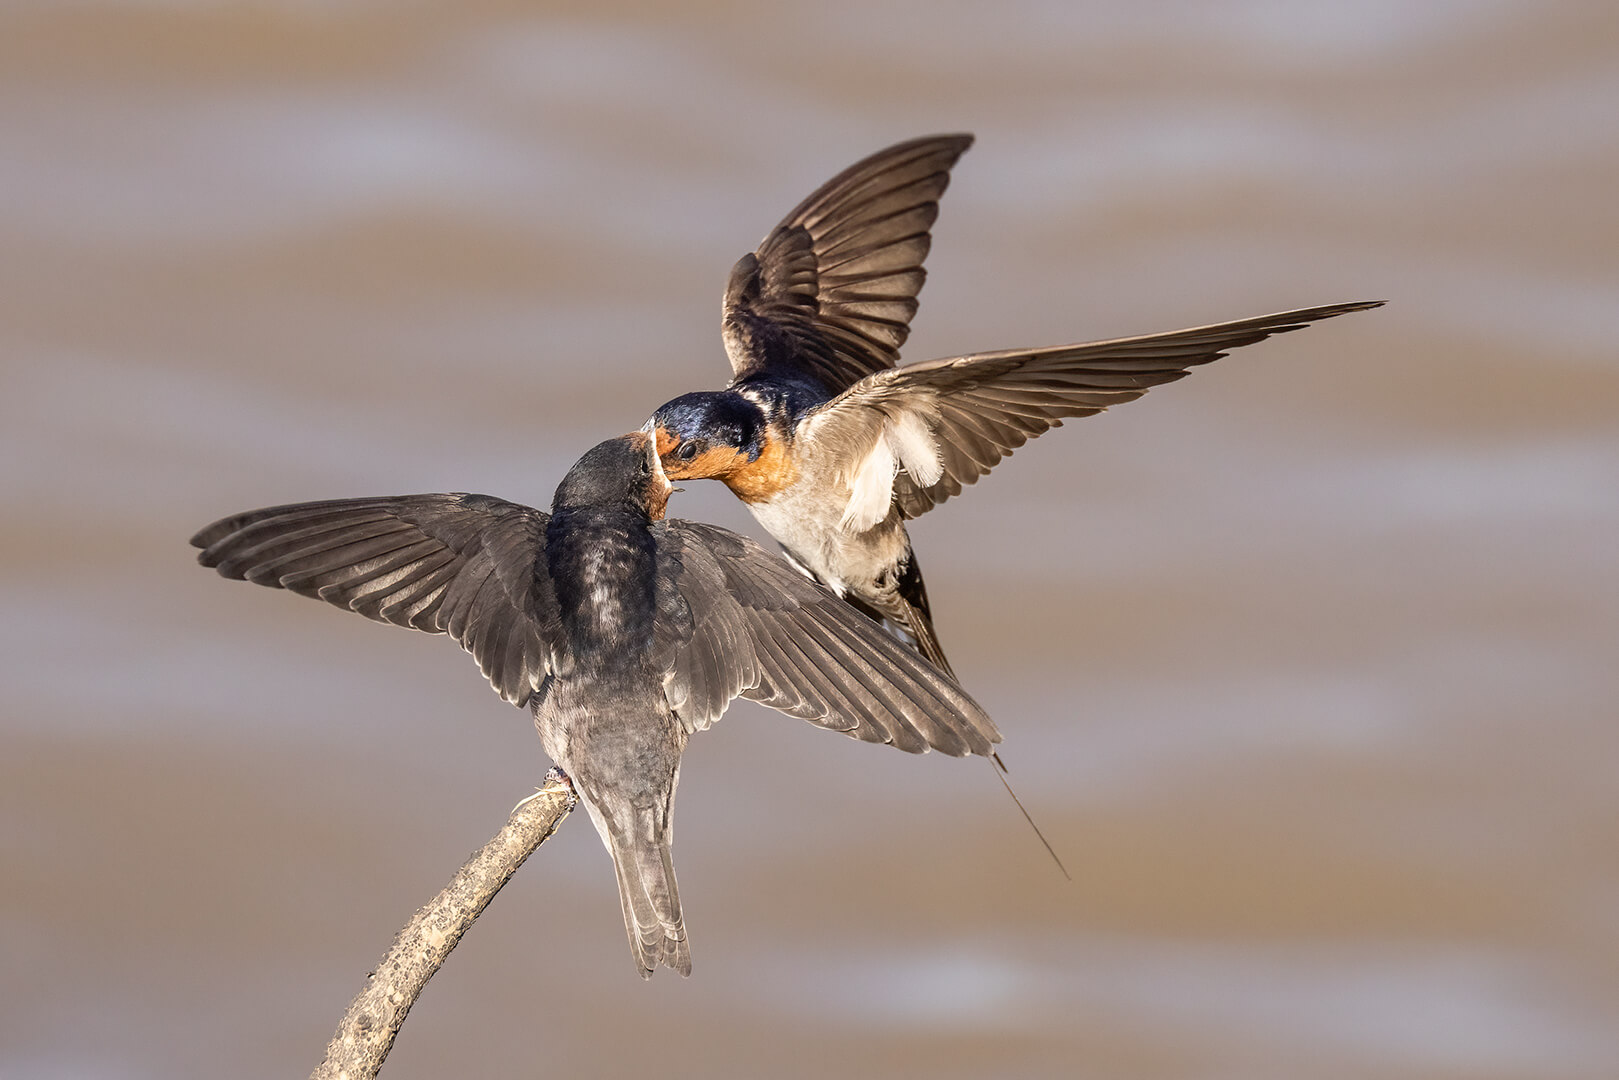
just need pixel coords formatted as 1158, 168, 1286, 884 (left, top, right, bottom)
192, 431, 999, 978
649, 133, 1383, 675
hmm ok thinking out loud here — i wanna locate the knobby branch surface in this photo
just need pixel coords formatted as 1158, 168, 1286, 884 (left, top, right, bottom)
310, 769, 578, 1080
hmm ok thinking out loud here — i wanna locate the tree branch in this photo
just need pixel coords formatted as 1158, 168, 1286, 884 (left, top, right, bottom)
310, 768, 578, 1080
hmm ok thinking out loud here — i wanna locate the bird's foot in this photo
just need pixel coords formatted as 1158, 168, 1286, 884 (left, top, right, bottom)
512, 767, 576, 814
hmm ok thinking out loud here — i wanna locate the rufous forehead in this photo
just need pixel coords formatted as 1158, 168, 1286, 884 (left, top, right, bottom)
654, 425, 680, 457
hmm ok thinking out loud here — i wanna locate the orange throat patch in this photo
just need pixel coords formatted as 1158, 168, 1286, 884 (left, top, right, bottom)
658, 424, 798, 504
721, 431, 798, 503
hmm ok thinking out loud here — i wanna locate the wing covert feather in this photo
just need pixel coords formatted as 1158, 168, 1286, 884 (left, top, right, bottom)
654, 521, 998, 755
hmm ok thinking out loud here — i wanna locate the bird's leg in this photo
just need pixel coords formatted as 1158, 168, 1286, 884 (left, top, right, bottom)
512, 766, 574, 813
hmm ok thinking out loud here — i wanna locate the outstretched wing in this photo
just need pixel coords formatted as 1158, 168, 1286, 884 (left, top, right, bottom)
653, 520, 999, 758
722, 134, 974, 394
191, 494, 561, 708
798, 301, 1384, 523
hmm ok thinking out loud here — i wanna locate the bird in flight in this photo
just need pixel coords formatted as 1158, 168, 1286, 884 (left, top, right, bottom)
648, 134, 1383, 674
192, 431, 999, 978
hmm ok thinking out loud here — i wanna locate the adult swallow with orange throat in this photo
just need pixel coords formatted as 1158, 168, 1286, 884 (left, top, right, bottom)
649, 134, 1383, 675
192, 431, 999, 978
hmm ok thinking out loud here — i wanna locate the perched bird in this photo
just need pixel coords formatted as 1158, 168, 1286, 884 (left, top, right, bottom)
649, 133, 1384, 674
191, 432, 999, 978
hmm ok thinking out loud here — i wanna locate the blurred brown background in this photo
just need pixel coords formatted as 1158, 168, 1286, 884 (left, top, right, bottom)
2, 2, 1616, 1078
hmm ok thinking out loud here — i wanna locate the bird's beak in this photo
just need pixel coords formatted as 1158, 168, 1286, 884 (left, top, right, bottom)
641, 420, 675, 497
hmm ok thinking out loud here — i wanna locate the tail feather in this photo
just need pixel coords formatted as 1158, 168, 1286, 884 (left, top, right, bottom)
987, 753, 1071, 880
843, 547, 958, 678
607, 824, 691, 979
900, 594, 955, 678
892, 548, 955, 677
847, 551, 1071, 880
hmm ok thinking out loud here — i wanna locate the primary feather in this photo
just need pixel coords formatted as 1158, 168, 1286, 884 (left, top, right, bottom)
192, 435, 1001, 978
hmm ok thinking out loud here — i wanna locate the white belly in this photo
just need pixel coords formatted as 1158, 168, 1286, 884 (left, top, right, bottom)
747, 483, 910, 597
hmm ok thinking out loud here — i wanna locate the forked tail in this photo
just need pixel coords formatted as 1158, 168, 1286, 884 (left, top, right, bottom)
890, 594, 1068, 880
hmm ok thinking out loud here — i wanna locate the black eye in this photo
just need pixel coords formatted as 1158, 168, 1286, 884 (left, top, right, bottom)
677, 441, 700, 461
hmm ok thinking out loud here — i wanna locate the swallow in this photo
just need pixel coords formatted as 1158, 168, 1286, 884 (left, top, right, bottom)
648, 133, 1384, 674
191, 431, 999, 978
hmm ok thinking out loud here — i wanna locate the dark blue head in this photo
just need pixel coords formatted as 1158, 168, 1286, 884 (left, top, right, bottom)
650, 391, 767, 480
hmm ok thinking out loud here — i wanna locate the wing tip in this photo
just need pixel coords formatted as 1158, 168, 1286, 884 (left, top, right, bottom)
1289, 298, 1387, 323
1252, 298, 1386, 340
873, 131, 975, 160
190, 515, 240, 555
922, 131, 975, 155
